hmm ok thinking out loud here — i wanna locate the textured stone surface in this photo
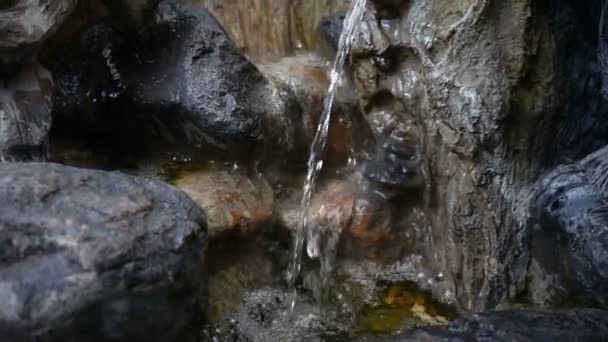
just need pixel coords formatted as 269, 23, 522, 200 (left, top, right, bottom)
0, 163, 207, 342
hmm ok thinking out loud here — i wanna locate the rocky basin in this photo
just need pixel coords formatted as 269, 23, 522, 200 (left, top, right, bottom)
1, 0, 608, 341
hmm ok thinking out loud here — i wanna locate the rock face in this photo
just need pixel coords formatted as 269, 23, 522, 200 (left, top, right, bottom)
347, 0, 608, 311
530, 146, 608, 307
0, 163, 207, 342
50, 0, 293, 159
372, 309, 608, 342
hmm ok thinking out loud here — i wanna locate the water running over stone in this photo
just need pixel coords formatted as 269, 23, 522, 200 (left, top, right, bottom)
288, 0, 367, 310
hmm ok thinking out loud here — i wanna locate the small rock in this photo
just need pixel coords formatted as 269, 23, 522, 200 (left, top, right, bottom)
174, 169, 274, 239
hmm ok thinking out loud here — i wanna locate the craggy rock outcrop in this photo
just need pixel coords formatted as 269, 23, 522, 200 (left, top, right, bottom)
367, 309, 608, 342
0, 163, 207, 342
50, 0, 294, 159
346, 0, 608, 311
530, 146, 608, 308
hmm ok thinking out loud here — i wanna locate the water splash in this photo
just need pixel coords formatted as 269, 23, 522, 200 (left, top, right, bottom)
288, 0, 367, 310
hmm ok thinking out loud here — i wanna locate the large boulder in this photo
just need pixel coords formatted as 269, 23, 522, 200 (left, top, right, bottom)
0, 163, 207, 342
529, 145, 608, 307
50, 0, 293, 159
368, 309, 608, 342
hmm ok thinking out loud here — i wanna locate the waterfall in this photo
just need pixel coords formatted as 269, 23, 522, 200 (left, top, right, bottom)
287, 0, 367, 311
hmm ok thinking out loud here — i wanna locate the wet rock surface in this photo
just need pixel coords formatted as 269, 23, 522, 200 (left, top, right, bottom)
365, 309, 608, 342
50, 0, 291, 159
0, 163, 207, 342
530, 145, 608, 307
173, 168, 274, 240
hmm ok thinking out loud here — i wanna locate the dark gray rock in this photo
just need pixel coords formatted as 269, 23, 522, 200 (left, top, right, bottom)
51, 0, 288, 159
0, 163, 207, 342
366, 309, 608, 342
0, 64, 53, 162
530, 146, 608, 308
0, 0, 77, 71
363, 141, 423, 191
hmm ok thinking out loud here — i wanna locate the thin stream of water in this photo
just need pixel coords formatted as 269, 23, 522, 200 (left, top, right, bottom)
288, 0, 367, 311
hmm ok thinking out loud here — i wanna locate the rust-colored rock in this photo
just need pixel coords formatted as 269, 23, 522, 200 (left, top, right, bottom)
174, 170, 274, 239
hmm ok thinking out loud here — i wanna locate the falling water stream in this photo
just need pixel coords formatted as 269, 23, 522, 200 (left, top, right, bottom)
288, 0, 368, 311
